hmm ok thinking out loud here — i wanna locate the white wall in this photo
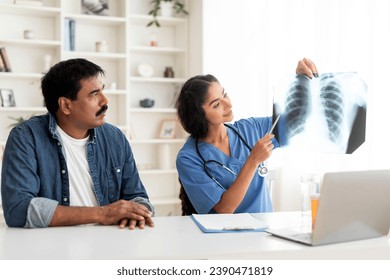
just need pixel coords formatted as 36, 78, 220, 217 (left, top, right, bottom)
200, 0, 390, 211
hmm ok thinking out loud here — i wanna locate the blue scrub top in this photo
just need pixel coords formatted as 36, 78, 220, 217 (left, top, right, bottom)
176, 117, 278, 214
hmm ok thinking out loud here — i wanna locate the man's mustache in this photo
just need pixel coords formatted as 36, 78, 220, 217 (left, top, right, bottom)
96, 105, 108, 116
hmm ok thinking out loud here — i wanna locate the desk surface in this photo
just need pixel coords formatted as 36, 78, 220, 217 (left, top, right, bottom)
0, 212, 389, 260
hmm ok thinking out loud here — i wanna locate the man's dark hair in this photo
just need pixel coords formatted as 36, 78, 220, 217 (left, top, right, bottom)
41, 58, 105, 114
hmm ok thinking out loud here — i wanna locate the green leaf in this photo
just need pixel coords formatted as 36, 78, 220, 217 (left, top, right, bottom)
147, 0, 189, 28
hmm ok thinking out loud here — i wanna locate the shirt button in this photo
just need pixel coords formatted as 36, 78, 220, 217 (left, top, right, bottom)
63, 197, 68, 202
116, 169, 121, 173
57, 142, 61, 146
61, 170, 66, 174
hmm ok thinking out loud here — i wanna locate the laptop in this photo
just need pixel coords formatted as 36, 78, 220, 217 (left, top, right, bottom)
266, 170, 390, 246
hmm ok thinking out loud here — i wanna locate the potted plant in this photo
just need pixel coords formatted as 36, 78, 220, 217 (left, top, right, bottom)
147, 0, 189, 27
7, 115, 34, 128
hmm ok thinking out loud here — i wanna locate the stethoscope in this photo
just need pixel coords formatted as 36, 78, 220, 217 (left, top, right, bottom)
195, 124, 268, 189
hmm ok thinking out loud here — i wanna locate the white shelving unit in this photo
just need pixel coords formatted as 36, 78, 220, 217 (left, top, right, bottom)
0, 0, 190, 216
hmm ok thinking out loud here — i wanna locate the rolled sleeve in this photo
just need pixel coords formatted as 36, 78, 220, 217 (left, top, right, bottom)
131, 197, 155, 216
24, 198, 59, 228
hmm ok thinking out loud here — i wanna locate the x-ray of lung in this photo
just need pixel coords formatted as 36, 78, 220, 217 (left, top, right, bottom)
273, 72, 367, 154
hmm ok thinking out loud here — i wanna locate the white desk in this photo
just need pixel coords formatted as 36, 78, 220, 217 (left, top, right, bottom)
0, 212, 389, 260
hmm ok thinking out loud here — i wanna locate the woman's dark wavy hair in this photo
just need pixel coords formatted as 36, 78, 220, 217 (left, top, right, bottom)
179, 181, 197, 216
175, 74, 219, 139
41, 58, 105, 115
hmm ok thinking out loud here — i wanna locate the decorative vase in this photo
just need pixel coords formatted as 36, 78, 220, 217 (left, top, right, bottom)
160, 1, 173, 17
95, 41, 108, 52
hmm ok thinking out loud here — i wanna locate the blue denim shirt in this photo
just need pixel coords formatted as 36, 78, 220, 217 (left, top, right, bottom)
1, 113, 154, 228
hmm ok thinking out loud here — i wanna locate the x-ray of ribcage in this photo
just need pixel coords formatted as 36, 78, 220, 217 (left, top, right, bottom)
273, 73, 367, 154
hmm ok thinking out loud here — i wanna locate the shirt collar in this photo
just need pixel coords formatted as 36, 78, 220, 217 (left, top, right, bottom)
47, 112, 97, 144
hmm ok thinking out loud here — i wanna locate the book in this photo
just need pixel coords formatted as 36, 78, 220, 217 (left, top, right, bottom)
63, 19, 70, 51
0, 52, 5, 72
63, 19, 76, 51
191, 213, 268, 233
69, 19, 76, 51
0, 47, 12, 72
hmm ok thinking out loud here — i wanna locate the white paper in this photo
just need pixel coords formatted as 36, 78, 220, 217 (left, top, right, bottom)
192, 213, 268, 231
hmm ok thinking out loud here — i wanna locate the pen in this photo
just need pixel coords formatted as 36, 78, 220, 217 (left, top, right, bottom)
223, 227, 255, 231
268, 114, 280, 134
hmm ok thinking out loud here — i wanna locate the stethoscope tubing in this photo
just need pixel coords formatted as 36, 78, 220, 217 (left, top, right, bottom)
195, 123, 268, 189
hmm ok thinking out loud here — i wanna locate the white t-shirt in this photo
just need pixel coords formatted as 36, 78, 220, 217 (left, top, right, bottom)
57, 126, 98, 207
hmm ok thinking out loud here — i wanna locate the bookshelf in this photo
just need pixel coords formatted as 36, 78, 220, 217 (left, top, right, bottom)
0, 0, 190, 216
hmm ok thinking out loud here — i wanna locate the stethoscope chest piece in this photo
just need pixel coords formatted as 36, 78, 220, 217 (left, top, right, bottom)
258, 165, 268, 177
196, 124, 270, 187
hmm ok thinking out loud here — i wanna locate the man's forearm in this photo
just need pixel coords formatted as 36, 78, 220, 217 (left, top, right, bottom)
49, 200, 153, 227
49, 205, 101, 227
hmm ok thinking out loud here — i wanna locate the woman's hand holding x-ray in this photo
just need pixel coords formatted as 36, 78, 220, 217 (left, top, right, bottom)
248, 134, 275, 166
296, 58, 318, 78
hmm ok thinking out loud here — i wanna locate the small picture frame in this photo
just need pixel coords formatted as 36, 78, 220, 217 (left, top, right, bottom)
81, 0, 109, 16
159, 119, 177, 139
0, 89, 16, 107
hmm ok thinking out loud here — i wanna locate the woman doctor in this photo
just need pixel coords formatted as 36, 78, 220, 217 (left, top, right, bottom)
175, 58, 318, 215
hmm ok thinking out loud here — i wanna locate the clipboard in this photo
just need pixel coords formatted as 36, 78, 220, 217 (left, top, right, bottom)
191, 213, 268, 233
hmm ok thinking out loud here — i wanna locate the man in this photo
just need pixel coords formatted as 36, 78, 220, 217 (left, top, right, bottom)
1, 58, 154, 229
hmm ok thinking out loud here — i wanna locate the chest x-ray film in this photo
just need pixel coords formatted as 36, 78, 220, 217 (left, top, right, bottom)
272, 72, 367, 154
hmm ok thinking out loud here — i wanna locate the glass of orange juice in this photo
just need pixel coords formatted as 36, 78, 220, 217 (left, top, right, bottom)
311, 194, 320, 229
301, 174, 320, 219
